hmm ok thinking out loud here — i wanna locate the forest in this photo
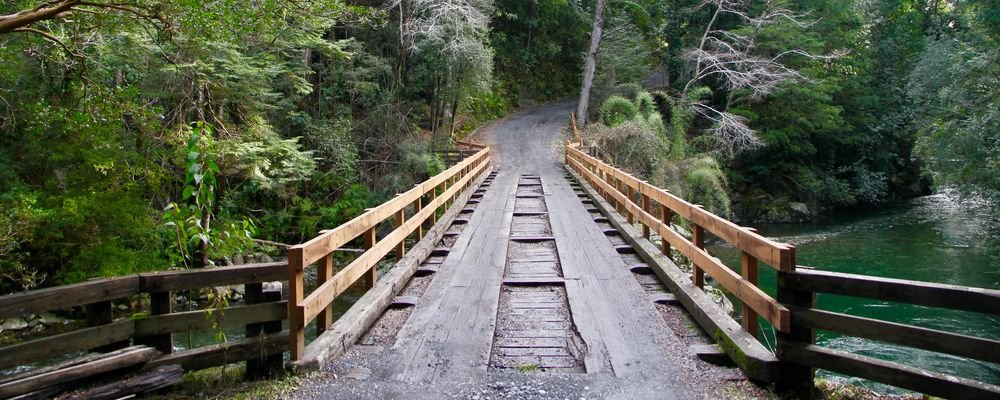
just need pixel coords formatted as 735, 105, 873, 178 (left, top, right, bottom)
1, 0, 997, 293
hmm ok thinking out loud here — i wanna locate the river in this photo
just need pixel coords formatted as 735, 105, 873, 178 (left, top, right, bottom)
708, 191, 1000, 394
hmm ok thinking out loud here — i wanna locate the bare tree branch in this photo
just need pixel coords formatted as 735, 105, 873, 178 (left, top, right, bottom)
11, 26, 82, 57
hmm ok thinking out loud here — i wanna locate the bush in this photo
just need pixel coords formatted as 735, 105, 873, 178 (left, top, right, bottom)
635, 91, 656, 119
599, 95, 638, 126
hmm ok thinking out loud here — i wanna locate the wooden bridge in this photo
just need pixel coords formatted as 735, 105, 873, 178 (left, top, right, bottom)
0, 105, 998, 399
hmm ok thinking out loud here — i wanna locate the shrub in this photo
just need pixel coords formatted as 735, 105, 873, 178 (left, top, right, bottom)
635, 91, 656, 119
599, 95, 638, 126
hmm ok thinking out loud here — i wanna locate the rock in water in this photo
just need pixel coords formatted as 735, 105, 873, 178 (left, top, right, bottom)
789, 202, 810, 217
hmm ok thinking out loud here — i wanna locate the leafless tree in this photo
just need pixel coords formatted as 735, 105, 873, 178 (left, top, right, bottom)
679, 0, 840, 157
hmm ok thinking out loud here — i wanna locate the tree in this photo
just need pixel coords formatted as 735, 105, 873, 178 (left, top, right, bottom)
576, 0, 608, 127
678, 0, 839, 158
402, 0, 494, 144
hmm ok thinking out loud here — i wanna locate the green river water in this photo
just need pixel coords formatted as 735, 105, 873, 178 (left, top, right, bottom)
708, 191, 1000, 393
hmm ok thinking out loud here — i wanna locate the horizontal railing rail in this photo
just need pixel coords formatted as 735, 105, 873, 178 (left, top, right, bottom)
286, 147, 491, 361
0, 262, 289, 386
777, 268, 1000, 399
565, 136, 998, 398
565, 143, 792, 335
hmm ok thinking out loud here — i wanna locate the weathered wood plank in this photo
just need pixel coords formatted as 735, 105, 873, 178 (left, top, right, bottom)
65, 364, 183, 400
139, 262, 285, 293
146, 331, 288, 371
782, 269, 1000, 315
0, 277, 139, 319
779, 343, 1000, 400
0, 346, 159, 398
567, 155, 791, 333
0, 320, 135, 371
134, 301, 286, 337
297, 155, 490, 324
566, 146, 794, 271
565, 165, 780, 382
292, 148, 489, 266
792, 307, 1000, 364
293, 166, 492, 371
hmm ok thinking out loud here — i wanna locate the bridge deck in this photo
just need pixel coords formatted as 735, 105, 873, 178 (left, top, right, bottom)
293, 102, 733, 399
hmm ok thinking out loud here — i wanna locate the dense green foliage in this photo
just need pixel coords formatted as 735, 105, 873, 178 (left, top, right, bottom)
0, 0, 498, 292
583, 0, 998, 222
1, 0, 997, 292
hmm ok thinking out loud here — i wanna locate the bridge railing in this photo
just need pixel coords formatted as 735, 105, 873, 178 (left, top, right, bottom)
566, 142, 1000, 398
286, 147, 491, 361
0, 262, 289, 395
565, 143, 793, 336
777, 268, 1000, 399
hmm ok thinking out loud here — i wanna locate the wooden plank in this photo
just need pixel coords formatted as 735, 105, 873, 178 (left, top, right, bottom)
566, 146, 794, 271
136, 291, 172, 353
0, 320, 135, 371
567, 155, 791, 332
146, 332, 288, 371
566, 165, 781, 382
65, 364, 183, 400
792, 307, 1000, 364
0, 346, 159, 398
287, 247, 306, 361
779, 343, 1000, 400
293, 164, 491, 371
139, 262, 285, 293
134, 301, 286, 337
293, 148, 489, 266
0, 276, 139, 318
782, 269, 1000, 315
297, 156, 491, 325
363, 227, 377, 289
316, 254, 334, 335
741, 252, 759, 338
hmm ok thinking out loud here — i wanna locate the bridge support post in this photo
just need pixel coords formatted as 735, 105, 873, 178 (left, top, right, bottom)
641, 193, 651, 239
740, 252, 760, 339
136, 291, 173, 353
87, 300, 129, 353
691, 220, 706, 288
316, 255, 334, 335
659, 204, 673, 261
287, 248, 305, 362
246, 286, 283, 379
776, 261, 815, 399
364, 227, 377, 289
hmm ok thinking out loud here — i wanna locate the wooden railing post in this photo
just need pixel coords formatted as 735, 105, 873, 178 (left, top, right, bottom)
87, 300, 128, 353
641, 192, 651, 239
395, 209, 406, 260
775, 250, 814, 399
625, 185, 635, 224
415, 197, 424, 240
429, 187, 438, 224
246, 284, 282, 379
136, 290, 172, 353
287, 248, 305, 361
741, 251, 760, 338
660, 204, 673, 261
364, 227, 377, 289
316, 254, 334, 335
691, 210, 706, 288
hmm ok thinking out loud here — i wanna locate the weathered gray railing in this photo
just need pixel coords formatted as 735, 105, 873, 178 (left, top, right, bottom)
776, 268, 1000, 399
0, 262, 288, 397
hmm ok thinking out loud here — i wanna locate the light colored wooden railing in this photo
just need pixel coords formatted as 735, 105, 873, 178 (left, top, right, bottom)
286, 147, 491, 360
565, 143, 793, 335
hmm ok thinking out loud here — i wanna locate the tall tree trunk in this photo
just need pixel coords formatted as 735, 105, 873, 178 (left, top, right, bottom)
576, 0, 607, 127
